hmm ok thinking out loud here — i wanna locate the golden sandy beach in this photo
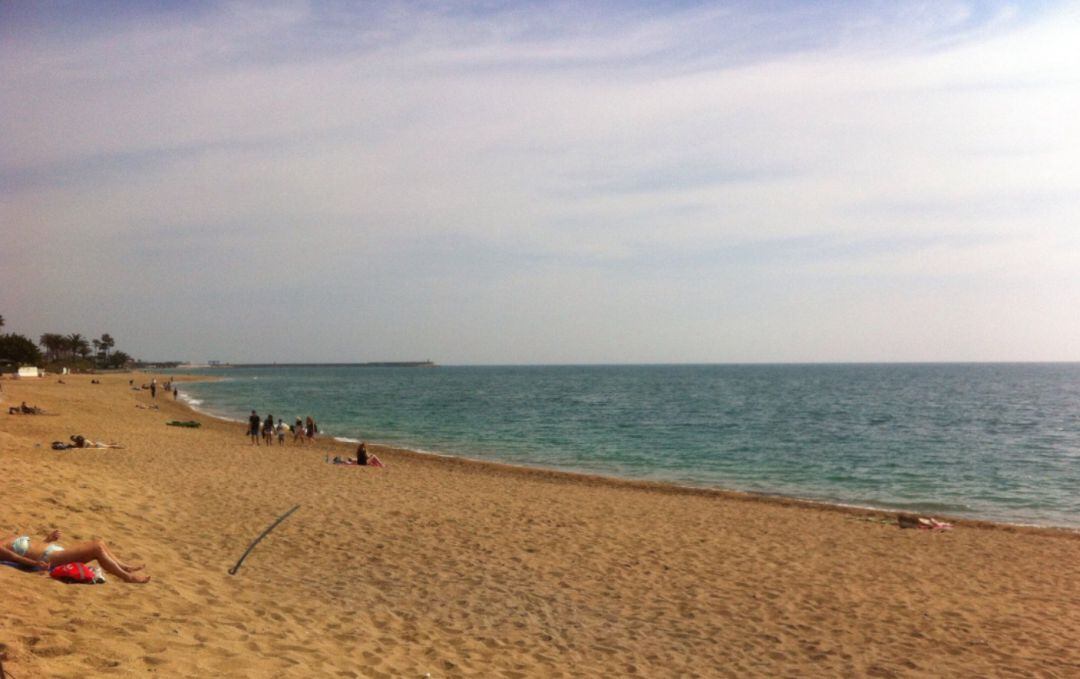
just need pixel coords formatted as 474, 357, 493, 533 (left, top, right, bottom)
2, 374, 1079, 678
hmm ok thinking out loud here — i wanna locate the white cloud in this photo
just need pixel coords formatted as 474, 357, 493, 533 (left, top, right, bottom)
2, 1, 1078, 361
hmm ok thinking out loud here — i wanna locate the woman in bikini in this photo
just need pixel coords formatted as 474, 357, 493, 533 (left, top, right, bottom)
0, 529, 150, 583
69, 435, 124, 449
356, 442, 384, 467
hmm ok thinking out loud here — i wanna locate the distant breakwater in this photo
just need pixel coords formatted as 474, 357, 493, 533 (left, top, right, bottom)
231, 361, 437, 368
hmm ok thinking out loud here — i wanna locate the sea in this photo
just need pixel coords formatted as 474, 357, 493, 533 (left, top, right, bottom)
173, 363, 1080, 529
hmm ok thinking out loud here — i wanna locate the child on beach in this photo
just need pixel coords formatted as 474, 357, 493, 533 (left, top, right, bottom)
276, 420, 287, 445
293, 417, 304, 444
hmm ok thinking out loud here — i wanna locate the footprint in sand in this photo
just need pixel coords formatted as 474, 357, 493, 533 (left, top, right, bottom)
30, 643, 74, 658
83, 656, 123, 671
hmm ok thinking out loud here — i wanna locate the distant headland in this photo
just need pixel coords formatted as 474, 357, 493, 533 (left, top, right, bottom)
156, 361, 437, 369
235, 361, 437, 368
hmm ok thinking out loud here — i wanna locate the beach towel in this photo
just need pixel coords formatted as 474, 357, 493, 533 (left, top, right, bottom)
1, 561, 46, 572
49, 562, 106, 584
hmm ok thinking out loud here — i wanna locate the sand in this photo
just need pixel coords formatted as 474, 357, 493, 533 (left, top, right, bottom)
2, 373, 1079, 678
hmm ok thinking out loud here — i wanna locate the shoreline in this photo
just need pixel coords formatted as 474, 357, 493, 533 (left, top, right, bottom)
175, 376, 1080, 535
4, 373, 1079, 677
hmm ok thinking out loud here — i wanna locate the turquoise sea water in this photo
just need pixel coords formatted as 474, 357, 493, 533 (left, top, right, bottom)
175, 364, 1080, 528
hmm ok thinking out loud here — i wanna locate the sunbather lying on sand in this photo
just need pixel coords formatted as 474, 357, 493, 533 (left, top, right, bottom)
53, 435, 124, 449
1, 530, 150, 583
897, 514, 953, 531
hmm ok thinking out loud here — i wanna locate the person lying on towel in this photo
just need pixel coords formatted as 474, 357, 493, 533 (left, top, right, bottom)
1, 529, 150, 583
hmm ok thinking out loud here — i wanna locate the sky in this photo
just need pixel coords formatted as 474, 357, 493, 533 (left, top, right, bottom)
1, 0, 1079, 364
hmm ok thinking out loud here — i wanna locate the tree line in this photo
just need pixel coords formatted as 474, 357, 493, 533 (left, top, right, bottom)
0, 315, 133, 369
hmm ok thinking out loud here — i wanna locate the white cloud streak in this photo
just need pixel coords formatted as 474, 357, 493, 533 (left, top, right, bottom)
1, 1, 1078, 362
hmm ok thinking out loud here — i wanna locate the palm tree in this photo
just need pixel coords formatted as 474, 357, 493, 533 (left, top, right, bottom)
71, 334, 89, 359
66, 333, 87, 360
99, 333, 115, 362
39, 333, 64, 361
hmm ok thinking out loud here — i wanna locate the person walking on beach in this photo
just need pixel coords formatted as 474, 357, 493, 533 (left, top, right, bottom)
248, 411, 261, 445
263, 415, 275, 446
150, 378, 157, 399
275, 419, 287, 445
293, 417, 304, 445
305, 416, 318, 442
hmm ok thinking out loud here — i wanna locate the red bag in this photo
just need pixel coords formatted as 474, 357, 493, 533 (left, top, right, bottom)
49, 562, 102, 584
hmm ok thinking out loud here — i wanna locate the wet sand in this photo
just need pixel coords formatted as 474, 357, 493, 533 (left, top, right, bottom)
2, 373, 1079, 677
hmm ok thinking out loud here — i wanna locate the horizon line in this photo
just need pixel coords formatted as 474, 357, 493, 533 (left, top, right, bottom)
160, 360, 1080, 368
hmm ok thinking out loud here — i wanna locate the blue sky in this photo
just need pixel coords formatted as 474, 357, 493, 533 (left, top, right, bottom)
2, 1, 1078, 363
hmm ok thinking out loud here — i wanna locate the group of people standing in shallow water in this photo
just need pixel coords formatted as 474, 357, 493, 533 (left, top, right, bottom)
248, 411, 317, 446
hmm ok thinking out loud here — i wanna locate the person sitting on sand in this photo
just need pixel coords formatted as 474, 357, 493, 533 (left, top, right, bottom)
1, 529, 150, 584
9, 401, 45, 415
356, 442, 384, 467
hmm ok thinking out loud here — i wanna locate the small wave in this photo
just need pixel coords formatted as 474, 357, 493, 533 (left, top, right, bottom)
333, 436, 361, 444
175, 396, 245, 424
869, 499, 972, 513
